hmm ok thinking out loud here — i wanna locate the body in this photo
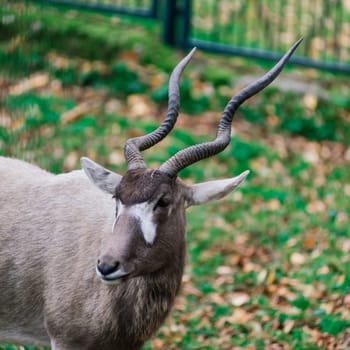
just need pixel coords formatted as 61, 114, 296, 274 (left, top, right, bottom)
0, 157, 184, 349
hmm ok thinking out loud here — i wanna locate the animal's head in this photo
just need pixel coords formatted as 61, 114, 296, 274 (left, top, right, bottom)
81, 40, 302, 285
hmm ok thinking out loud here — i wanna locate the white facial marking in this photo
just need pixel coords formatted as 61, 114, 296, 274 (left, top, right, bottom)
117, 201, 157, 245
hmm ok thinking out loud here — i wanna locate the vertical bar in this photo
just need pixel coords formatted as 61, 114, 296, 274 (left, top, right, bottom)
162, 0, 191, 48
333, 0, 342, 61
182, 0, 192, 48
258, 1, 263, 48
233, 1, 239, 46
210, 0, 219, 43
163, 0, 177, 46
295, 0, 302, 52
243, 1, 248, 47
277, 0, 283, 50
325, 0, 331, 60
150, 0, 158, 18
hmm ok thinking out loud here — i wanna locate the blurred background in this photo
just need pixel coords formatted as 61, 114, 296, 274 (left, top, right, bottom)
0, 1, 349, 349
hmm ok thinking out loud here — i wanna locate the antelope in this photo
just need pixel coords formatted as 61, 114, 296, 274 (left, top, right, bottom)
0, 39, 301, 350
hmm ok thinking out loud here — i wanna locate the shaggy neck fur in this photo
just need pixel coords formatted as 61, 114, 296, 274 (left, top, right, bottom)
107, 241, 186, 350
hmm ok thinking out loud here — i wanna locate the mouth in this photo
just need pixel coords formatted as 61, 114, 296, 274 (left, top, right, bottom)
95, 266, 130, 286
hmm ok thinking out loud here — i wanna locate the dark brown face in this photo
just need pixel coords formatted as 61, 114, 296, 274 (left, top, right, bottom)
96, 169, 188, 285
116, 169, 176, 206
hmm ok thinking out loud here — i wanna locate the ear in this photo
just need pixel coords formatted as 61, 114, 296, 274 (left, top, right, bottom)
186, 170, 249, 207
81, 157, 122, 194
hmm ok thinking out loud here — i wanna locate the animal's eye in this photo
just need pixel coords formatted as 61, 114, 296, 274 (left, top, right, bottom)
154, 197, 170, 211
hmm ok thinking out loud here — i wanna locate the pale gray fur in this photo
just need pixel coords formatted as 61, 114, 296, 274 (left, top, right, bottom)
0, 157, 114, 347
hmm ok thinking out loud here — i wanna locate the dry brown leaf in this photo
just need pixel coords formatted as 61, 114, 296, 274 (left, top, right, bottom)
267, 114, 280, 127
303, 93, 318, 111
266, 199, 281, 211
182, 282, 203, 298
61, 101, 98, 124
319, 302, 334, 314
303, 234, 318, 250
217, 265, 233, 275
127, 94, 156, 119
209, 292, 225, 305
149, 73, 165, 90
229, 292, 250, 306
266, 269, 276, 285
0, 111, 11, 128
63, 151, 78, 170
257, 268, 268, 283
108, 151, 124, 166
151, 338, 165, 349
9, 73, 49, 95
290, 252, 306, 266
306, 200, 326, 214
229, 307, 251, 324
118, 50, 139, 63
317, 265, 330, 275
47, 52, 71, 69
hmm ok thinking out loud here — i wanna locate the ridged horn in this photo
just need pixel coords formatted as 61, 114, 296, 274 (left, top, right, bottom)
124, 48, 196, 170
159, 39, 302, 177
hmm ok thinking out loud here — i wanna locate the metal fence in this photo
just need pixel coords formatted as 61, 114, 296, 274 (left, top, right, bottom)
181, 0, 350, 74
34, 0, 350, 74
39, 0, 158, 18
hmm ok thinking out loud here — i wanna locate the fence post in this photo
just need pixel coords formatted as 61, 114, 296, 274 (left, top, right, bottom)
162, 0, 191, 48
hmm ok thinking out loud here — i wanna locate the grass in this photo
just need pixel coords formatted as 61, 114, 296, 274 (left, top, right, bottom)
0, 2, 349, 350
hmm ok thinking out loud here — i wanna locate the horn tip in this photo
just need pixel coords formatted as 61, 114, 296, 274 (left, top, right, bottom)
187, 47, 197, 59
239, 170, 250, 181
289, 37, 303, 54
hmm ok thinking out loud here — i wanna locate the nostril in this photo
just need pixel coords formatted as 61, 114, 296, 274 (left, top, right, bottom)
97, 259, 120, 276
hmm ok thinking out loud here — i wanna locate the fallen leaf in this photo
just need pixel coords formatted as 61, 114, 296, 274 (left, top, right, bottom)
9, 73, 49, 95
61, 101, 98, 124
127, 94, 156, 119
290, 252, 306, 266
63, 151, 78, 170
283, 319, 295, 334
108, 151, 124, 166
209, 292, 225, 305
217, 265, 233, 275
229, 292, 250, 306
303, 93, 318, 111
229, 307, 251, 324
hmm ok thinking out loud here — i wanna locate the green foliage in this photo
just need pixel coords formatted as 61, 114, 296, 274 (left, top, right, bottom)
178, 79, 210, 114
151, 79, 210, 115
241, 89, 350, 144
110, 63, 146, 95
0, 345, 46, 350
319, 316, 350, 336
200, 66, 233, 87
0, 49, 45, 77
291, 295, 311, 311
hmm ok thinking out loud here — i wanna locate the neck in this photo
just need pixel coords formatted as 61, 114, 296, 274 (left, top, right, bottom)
115, 246, 186, 345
